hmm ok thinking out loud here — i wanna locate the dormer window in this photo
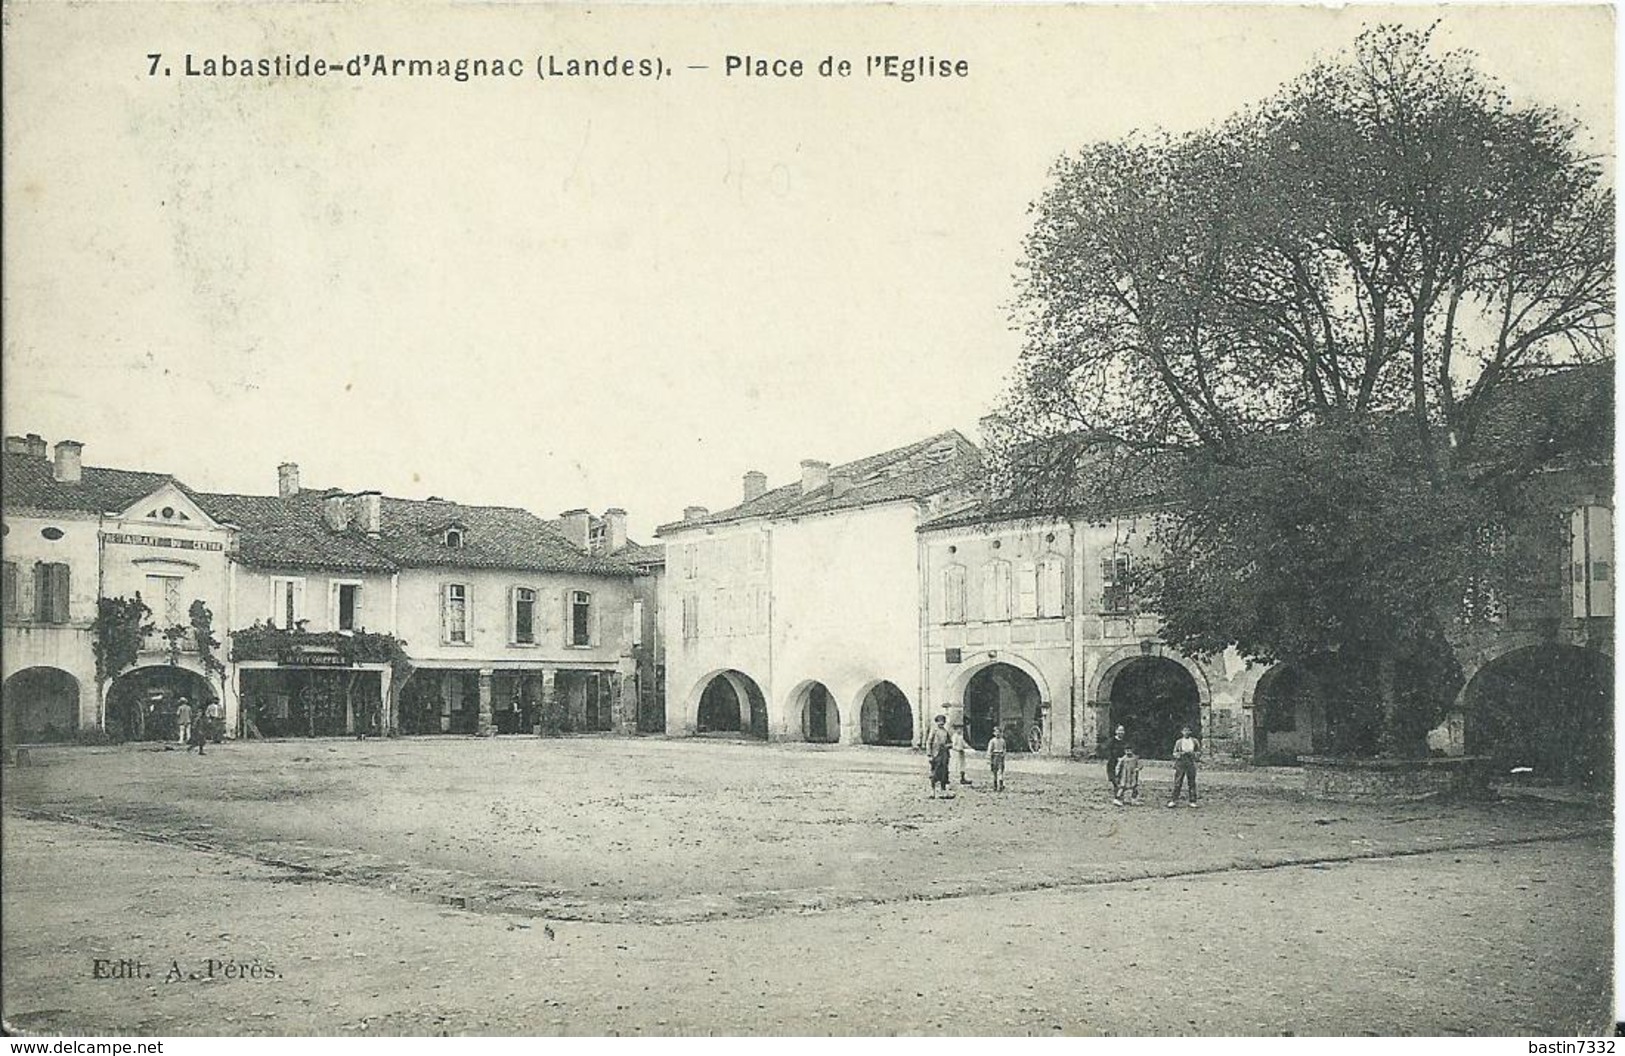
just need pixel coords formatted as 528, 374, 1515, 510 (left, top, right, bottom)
445, 528, 464, 548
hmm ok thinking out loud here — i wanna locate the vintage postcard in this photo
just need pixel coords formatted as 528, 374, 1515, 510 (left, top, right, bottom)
1, 1, 1614, 1041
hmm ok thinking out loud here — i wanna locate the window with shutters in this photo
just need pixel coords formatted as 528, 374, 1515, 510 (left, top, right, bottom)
34, 562, 70, 623
631, 599, 644, 646
942, 564, 967, 623
2, 561, 19, 620
443, 583, 468, 643
328, 580, 362, 632
1570, 505, 1614, 619
1101, 553, 1135, 614
1037, 554, 1067, 617
982, 559, 1012, 621
1015, 562, 1039, 619
570, 590, 592, 647
749, 534, 767, 572
270, 577, 305, 630
513, 587, 536, 644
682, 594, 699, 641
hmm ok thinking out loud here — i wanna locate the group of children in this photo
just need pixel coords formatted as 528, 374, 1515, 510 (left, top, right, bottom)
1107, 723, 1201, 807
927, 713, 1202, 807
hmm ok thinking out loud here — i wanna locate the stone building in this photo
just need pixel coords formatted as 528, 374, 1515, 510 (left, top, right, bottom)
919, 365, 1613, 773
919, 505, 1256, 760
2, 441, 643, 744
2, 435, 236, 744
197, 464, 640, 738
656, 431, 981, 745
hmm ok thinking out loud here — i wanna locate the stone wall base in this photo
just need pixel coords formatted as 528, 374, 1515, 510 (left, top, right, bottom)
1301, 756, 1494, 800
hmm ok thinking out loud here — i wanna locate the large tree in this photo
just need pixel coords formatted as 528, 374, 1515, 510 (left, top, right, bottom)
991, 25, 1613, 753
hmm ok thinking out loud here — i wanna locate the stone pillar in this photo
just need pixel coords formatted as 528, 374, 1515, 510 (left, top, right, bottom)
477, 669, 494, 737
379, 666, 394, 736
539, 668, 558, 735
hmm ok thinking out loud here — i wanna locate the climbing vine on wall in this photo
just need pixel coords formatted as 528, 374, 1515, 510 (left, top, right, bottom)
91, 595, 154, 687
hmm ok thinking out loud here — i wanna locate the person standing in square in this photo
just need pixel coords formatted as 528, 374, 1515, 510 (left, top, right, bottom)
926, 713, 954, 799
174, 698, 193, 747
987, 725, 1007, 792
1168, 725, 1201, 808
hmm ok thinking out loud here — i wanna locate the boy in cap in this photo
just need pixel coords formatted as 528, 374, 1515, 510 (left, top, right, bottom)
987, 724, 1007, 792
926, 713, 954, 798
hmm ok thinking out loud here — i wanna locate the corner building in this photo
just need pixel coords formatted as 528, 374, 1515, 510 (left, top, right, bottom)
657, 432, 980, 746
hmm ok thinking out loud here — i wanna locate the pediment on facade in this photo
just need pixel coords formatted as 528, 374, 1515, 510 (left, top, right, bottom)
115, 483, 227, 531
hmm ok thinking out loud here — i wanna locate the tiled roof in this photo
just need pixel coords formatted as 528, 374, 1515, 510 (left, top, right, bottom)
190, 491, 399, 573
615, 540, 665, 567
1, 452, 176, 516
361, 496, 633, 575
4, 449, 639, 577
193, 489, 634, 576
656, 430, 982, 534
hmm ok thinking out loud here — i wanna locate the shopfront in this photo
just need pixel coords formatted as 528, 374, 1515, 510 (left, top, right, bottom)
238, 649, 390, 738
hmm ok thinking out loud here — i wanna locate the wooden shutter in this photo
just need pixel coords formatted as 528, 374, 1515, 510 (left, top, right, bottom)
52, 564, 71, 622
1039, 557, 1065, 617
1016, 562, 1038, 619
1, 562, 16, 619
33, 563, 48, 621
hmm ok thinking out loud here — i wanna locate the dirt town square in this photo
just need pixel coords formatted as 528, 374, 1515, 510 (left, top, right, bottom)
2, 738, 1611, 1035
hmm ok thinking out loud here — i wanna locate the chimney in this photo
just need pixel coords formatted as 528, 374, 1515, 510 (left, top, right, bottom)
278, 462, 300, 498
800, 459, 830, 495
351, 491, 382, 537
683, 505, 710, 523
743, 470, 768, 503
322, 493, 352, 532
4, 435, 29, 455
52, 440, 83, 483
830, 470, 853, 499
25, 434, 47, 458
559, 509, 591, 549
602, 508, 628, 553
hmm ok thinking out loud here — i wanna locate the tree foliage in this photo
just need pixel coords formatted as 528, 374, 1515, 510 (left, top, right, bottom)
91, 595, 153, 688
994, 24, 1614, 753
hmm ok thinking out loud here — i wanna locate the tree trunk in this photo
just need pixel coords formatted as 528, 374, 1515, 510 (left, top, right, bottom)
1376, 649, 1402, 757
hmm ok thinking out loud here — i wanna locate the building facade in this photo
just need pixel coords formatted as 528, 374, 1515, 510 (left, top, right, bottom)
2, 435, 236, 744
919, 367, 1614, 771
2, 441, 642, 744
656, 431, 980, 746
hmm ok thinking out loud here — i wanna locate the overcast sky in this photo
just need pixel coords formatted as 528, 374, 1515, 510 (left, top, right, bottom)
3, 3, 1613, 541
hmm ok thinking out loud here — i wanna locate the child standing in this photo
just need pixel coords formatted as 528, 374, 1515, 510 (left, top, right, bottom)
926, 714, 954, 799
1113, 746, 1141, 805
987, 726, 1007, 791
1168, 725, 1200, 807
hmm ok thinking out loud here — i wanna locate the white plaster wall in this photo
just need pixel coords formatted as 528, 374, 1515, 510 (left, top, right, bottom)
660, 521, 772, 733
770, 503, 923, 741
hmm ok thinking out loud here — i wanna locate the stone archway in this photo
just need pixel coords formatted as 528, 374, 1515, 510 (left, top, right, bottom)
1106, 656, 1201, 759
107, 665, 216, 743
691, 670, 768, 740
2, 667, 81, 745
1459, 643, 1612, 787
1251, 663, 1327, 764
962, 663, 1043, 752
858, 681, 913, 746
791, 681, 841, 743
